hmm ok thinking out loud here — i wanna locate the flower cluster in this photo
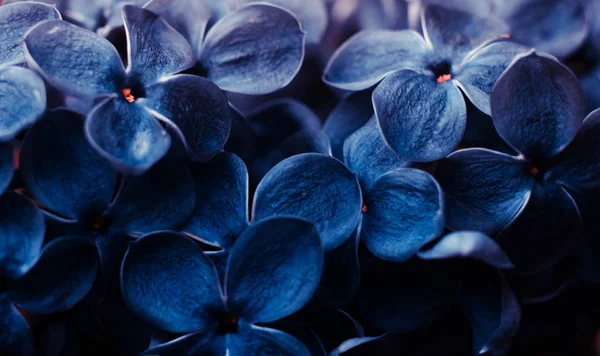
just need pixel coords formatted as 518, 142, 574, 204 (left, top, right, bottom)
1, 0, 599, 355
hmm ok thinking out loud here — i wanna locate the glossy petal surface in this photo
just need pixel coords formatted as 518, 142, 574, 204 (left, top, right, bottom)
323, 30, 430, 91
142, 75, 231, 161
0, 296, 33, 356
0, 193, 44, 279
436, 148, 533, 234
183, 152, 249, 249
0, 2, 60, 66
21, 110, 116, 220
86, 98, 170, 174
0, 143, 13, 194
491, 51, 585, 161
454, 41, 528, 115
362, 168, 444, 262
123, 5, 195, 87
374, 70, 467, 162
226, 217, 323, 323
253, 153, 362, 250
25, 20, 125, 99
7, 236, 98, 314
121, 231, 224, 333
200, 4, 304, 94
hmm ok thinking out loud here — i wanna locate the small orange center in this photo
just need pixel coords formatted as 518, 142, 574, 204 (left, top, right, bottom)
436, 74, 452, 83
121, 88, 135, 103
501, 34, 511, 39
529, 165, 539, 177
361, 205, 368, 213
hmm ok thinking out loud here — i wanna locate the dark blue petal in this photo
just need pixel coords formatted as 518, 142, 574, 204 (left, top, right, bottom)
323, 30, 431, 91
491, 51, 586, 161
24, 20, 125, 100
0, 143, 13, 194
21, 109, 117, 220
343, 118, 406, 189
547, 108, 600, 192
271, 322, 326, 356
355, 258, 460, 333
123, 5, 195, 87
253, 153, 362, 250
0, 296, 34, 356
330, 334, 391, 356
141, 330, 225, 355
498, 0, 587, 58
7, 236, 98, 314
454, 41, 529, 115
362, 168, 444, 262
226, 217, 323, 323
418, 231, 514, 269
199, 4, 305, 95
182, 152, 249, 249
436, 148, 533, 234
0, 2, 60, 66
422, 4, 508, 62
0, 193, 44, 279
318, 230, 360, 308
225, 323, 311, 356
141, 74, 231, 162
496, 182, 581, 276
323, 90, 373, 160
121, 231, 224, 333
460, 269, 520, 355
0, 66, 46, 141
373, 70, 467, 162
86, 98, 170, 174
106, 159, 195, 234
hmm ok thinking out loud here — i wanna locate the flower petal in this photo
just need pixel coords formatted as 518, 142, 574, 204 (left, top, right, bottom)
362, 168, 444, 262
496, 182, 581, 276
121, 231, 224, 334
0, 2, 60, 66
24, 20, 125, 100
0, 296, 33, 356
253, 153, 362, 250
226, 217, 323, 323
547, 108, 600, 192
0, 143, 13, 194
86, 98, 170, 174
498, 0, 587, 58
0, 66, 46, 141
106, 158, 195, 234
182, 152, 249, 249
142, 74, 231, 162
373, 70, 467, 162
225, 323, 311, 356
355, 258, 460, 333
0, 193, 44, 279
454, 41, 529, 115
123, 5, 195, 87
7, 236, 98, 314
436, 148, 534, 234
422, 4, 508, 62
418, 231, 514, 269
141, 330, 224, 355
491, 51, 586, 161
20, 110, 117, 220
323, 30, 430, 91
323, 90, 374, 160
343, 118, 406, 189
199, 3, 305, 95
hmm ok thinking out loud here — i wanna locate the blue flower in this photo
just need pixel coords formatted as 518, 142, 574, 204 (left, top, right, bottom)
436, 50, 600, 275
0, 192, 98, 355
120, 218, 323, 355
324, 4, 528, 161
145, 1, 306, 95
24, 5, 231, 173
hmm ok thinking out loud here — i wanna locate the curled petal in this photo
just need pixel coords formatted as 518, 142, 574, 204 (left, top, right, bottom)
436, 148, 534, 234
323, 30, 430, 91
491, 50, 586, 161
374, 70, 467, 162
25, 20, 125, 100
199, 3, 305, 95
226, 217, 323, 323
253, 153, 362, 250
0, 296, 34, 356
121, 231, 224, 334
85, 98, 170, 174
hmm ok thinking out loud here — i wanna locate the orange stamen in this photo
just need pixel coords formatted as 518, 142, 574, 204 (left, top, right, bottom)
361, 205, 368, 213
436, 73, 452, 83
529, 165, 539, 177
121, 88, 135, 103
501, 34, 511, 39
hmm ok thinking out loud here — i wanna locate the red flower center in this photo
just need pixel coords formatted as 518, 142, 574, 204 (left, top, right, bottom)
121, 88, 135, 103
